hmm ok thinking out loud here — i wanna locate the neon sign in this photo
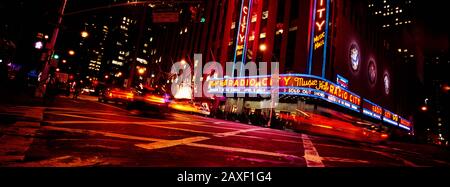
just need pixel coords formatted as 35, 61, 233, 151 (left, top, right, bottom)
399, 117, 411, 131
336, 74, 349, 88
362, 99, 382, 120
313, 0, 327, 50
233, 0, 253, 76
308, 0, 331, 77
383, 109, 398, 126
239, 6, 249, 45
208, 74, 361, 112
208, 74, 412, 130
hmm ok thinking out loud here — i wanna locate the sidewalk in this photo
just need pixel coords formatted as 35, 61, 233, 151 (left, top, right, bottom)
0, 85, 45, 107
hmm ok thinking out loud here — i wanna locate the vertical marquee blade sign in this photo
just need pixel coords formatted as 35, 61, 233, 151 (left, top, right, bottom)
307, 0, 331, 77
233, 0, 253, 76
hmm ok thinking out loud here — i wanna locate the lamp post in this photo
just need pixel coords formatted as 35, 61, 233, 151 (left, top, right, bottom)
35, 0, 68, 98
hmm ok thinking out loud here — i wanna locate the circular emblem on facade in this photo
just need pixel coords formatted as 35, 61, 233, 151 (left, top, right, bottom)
349, 43, 360, 72
368, 59, 377, 85
383, 72, 390, 95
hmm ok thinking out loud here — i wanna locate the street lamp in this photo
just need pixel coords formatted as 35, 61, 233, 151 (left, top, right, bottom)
68, 50, 75, 56
34, 41, 43, 49
180, 59, 187, 65
137, 67, 146, 75
259, 43, 267, 52
421, 106, 428, 111
81, 31, 89, 38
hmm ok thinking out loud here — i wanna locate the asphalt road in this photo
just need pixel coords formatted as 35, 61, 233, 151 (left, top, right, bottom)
1, 95, 450, 167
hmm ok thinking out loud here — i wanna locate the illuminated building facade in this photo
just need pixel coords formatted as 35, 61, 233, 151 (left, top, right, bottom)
176, 0, 415, 134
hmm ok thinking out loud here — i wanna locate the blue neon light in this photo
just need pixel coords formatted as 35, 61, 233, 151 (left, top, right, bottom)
209, 73, 361, 97
363, 108, 382, 120
207, 73, 411, 130
321, 0, 331, 78
307, 0, 317, 74
239, 0, 253, 76
398, 124, 411, 130
231, 0, 246, 77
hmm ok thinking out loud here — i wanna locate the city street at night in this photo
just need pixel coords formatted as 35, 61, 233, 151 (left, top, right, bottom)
1, 95, 449, 167
1, 0, 449, 184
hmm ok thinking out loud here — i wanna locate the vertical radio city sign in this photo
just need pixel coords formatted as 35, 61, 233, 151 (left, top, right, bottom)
238, 5, 249, 45
308, 0, 331, 77
233, 0, 253, 76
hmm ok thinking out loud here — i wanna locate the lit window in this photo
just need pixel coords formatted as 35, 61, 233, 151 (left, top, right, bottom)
262, 11, 269, 19
251, 15, 257, 22
260, 33, 266, 38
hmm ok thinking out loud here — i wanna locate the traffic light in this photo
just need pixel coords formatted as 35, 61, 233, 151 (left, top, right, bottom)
52, 54, 60, 60
200, 17, 206, 23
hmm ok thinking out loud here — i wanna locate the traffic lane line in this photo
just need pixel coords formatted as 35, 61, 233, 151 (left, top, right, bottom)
196, 136, 304, 156
239, 130, 303, 142
49, 111, 167, 122
186, 142, 302, 160
44, 120, 268, 139
42, 126, 164, 142
370, 145, 450, 166
44, 113, 98, 122
134, 128, 263, 151
301, 134, 325, 167
136, 136, 210, 150
42, 125, 304, 162
43, 122, 211, 141
313, 142, 419, 167
46, 112, 164, 123
45, 119, 305, 147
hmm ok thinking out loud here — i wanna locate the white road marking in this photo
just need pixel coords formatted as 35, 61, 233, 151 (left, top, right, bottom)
214, 128, 262, 137
322, 157, 370, 164
43, 125, 302, 160
47, 113, 107, 121
301, 134, 325, 167
369, 149, 419, 167
186, 142, 301, 159
315, 142, 420, 167
43, 126, 165, 142
95, 102, 129, 112
136, 136, 210, 150
5, 155, 102, 167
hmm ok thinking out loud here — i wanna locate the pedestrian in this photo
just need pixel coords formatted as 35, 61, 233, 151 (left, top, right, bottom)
72, 80, 82, 99
44, 70, 58, 104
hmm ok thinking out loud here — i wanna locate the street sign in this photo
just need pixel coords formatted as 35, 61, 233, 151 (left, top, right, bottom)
152, 12, 179, 23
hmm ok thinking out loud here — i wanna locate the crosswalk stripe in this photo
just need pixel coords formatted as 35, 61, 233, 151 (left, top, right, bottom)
301, 134, 325, 167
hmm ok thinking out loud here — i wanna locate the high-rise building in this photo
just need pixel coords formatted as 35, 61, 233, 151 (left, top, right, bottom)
368, 0, 415, 30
